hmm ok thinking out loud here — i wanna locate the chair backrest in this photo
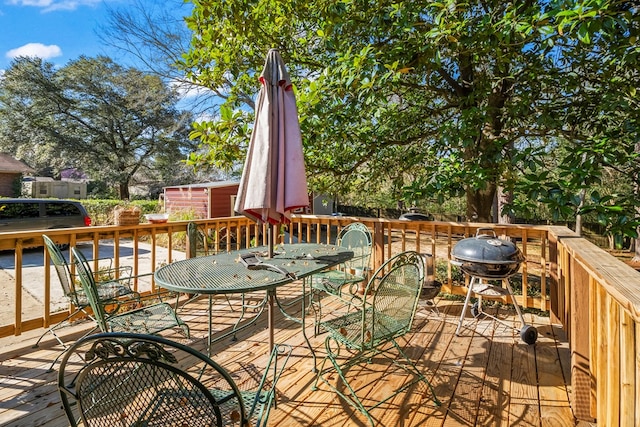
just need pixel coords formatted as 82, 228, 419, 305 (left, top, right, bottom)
363, 251, 424, 347
58, 332, 247, 427
337, 222, 372, 273
71, 247, 110, 332
43, 234, 80, 306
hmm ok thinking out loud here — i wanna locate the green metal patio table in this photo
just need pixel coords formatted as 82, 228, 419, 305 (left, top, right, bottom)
154, 243, 353, 367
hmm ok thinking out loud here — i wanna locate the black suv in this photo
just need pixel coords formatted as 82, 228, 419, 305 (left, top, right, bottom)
0, 199, 91, 232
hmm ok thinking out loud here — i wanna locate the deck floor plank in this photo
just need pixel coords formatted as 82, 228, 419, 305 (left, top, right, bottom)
476, 305, 517, 426
529, 312, 575, 427
0, 285, 577, 427
445, 305, 497, 426
376, 307, 447, 427
508, 312, 542, 426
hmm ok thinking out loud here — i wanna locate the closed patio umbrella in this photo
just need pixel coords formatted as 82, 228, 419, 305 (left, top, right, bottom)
235, 49, 309, 351
235, 48, 309, 257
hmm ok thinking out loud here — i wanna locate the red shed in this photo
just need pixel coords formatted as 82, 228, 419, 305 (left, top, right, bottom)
162, 181, 240, 219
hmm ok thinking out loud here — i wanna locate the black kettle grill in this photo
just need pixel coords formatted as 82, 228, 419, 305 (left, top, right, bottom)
452, 228, 537, 344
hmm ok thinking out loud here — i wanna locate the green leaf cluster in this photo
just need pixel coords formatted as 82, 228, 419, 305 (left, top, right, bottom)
0, 56, 199, 199
180, 0, 639, 233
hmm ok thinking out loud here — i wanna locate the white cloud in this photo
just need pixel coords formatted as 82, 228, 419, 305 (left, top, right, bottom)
6, 1, 53, 6
7, 0, 105, 13
171, 80, 214, 99
6, 43, 62, 60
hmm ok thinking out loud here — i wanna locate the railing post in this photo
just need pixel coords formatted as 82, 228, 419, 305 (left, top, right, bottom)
186, 222, 197, 259
548, 232, 561, 325
373, 222, 384, 272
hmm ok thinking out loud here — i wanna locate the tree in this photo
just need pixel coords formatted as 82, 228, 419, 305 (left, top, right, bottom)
179, 0, 639, 230
0, 56, 197, 199
99, 0, 221, 112
512, 1, 640, 238
100, 0, 249, 180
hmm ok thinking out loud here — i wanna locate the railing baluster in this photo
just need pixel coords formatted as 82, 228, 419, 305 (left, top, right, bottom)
2, 215, 638, 426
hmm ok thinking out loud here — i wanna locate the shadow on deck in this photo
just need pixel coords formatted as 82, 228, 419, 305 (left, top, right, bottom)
0, 284, 576, 427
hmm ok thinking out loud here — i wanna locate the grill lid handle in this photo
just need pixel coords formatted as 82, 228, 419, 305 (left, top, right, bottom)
475, 228, 497, 238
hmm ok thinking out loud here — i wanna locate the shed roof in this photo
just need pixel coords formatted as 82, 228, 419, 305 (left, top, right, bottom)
164, 180, 239, 190
0, 153, 35, 174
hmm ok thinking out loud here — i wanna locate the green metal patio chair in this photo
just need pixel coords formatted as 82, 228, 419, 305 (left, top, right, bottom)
71, 247, 190, 338
58, 332, 292, 427
310, 222, 372, 333
33, 235, 141, 349
312, 251, 440, 426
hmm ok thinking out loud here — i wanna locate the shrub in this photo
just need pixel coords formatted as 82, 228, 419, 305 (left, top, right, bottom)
435, 259, 465, 284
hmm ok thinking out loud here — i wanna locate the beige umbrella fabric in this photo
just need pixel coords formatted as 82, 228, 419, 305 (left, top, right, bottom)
234, 49, 308, 227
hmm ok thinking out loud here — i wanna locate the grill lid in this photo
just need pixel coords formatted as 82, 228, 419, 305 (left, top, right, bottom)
452, 228, 524, 265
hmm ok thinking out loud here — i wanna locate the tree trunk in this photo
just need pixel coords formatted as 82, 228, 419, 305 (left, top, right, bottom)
634, 228, 640, 262
496, 185, 514, 224
575, 187, 586, 237
119, 182, 130, 200
466, 184, 496, 223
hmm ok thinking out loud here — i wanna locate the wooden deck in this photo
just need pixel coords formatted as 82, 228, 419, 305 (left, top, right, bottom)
0, 284, 577, 427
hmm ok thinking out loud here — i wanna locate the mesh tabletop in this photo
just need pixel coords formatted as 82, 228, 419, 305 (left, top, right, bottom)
154, 243, 354, 295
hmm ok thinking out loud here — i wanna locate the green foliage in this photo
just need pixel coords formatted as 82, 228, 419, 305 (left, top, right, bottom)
179, 0, 639, 233
435, 259, 464, 285
11, 174, 24, 197
0, 56, 198, 199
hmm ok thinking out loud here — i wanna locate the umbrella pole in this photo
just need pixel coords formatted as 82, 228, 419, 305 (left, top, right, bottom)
268, 223, 274, 258
267, 224, 275, 350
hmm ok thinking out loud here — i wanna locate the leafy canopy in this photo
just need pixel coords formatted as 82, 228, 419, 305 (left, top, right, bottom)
180, 0, 639, 233
0, 56, 198, 199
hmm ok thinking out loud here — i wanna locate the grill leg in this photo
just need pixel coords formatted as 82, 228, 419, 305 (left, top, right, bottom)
455, 276, 477, 336
503, 279, 527, 328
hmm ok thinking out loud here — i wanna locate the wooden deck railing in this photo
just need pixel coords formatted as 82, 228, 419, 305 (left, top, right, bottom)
0, 215, 637, 425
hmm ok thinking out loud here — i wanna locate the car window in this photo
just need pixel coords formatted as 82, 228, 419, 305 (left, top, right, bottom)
0, 202, 40, 219
45, 203, 81, 217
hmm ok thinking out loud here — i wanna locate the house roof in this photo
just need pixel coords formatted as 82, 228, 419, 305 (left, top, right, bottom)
0, 153, 35, 174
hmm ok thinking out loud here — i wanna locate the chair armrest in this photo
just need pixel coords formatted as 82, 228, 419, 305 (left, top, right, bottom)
96, 266, 134, 283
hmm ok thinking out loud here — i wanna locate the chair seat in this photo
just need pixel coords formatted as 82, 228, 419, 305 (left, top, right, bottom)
107, 302, 187, 335
320, 307, 404, 348
209, 389, 263, 420
312, 269, 365, 294
71, 247, 190, 339
309, 222, 372, 337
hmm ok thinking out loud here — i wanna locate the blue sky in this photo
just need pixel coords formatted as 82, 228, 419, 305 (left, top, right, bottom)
0, 0, 189, 72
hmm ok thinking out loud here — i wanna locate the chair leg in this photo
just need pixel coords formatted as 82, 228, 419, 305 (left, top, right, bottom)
33, 321, 68, 349
246, 343, 292, 426
230, 293, 268, 341
389, 339, 441, 407
46, 323, 100, 372
32, 308, 84, 349
309, 288, 323, 336
426, 299, 440, 317
314, 337, 376, 426
223, 294, 235, 311
314, 337, 441, 427
177, 317, 190, 339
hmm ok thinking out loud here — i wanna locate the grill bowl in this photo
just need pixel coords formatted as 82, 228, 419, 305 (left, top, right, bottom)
451, 229, 524, 279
